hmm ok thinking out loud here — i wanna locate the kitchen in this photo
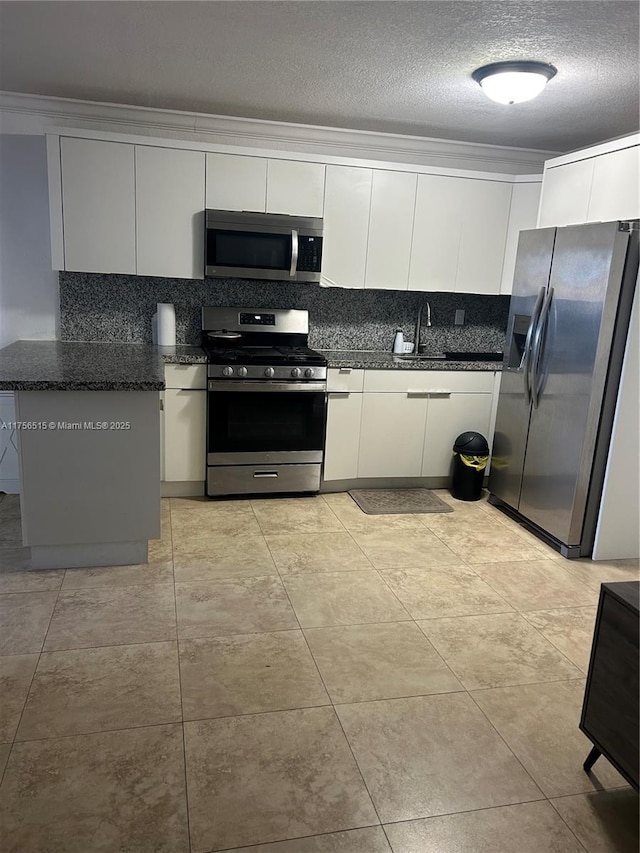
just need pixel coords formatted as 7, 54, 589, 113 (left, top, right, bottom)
0, 2, 639, 851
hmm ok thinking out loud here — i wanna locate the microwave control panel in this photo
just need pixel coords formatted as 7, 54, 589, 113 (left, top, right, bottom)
298, 236, 323, 272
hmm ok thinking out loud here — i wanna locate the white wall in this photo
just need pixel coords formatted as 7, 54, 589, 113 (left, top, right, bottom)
593, 283, 640, 560
0, 134, 58, 349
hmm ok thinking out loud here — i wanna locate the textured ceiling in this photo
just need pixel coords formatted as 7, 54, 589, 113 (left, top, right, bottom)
0, 1, 638, 152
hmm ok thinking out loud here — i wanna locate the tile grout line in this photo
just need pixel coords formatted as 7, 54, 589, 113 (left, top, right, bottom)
0, 566, 66, 786
297, 618, 389, 839
168, 498, 195, 853
546, 795, 591, 852
265, 540, 391, 840
249, 530, 391, 844
207, 823, 389, 853
464, 686, 566, 806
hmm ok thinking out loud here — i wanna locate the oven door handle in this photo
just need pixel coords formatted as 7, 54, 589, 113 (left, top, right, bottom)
208, 380, 327, 393
290, 229, 299, 278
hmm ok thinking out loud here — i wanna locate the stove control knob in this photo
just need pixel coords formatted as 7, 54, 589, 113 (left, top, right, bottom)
304, 368, 314, 378
290, 367, 301, 378
237, 367, 248, 377
222, 366, 234, 377
264, 367, 275, 378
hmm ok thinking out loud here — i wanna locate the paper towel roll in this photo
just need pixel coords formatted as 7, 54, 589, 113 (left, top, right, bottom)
157, 303, 176, 347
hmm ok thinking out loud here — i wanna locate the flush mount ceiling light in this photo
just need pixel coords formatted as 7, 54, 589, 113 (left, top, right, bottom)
472, 61, 557, 105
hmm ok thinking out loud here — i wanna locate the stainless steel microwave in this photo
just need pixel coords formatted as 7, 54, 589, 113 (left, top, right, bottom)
205, 210, 323, 282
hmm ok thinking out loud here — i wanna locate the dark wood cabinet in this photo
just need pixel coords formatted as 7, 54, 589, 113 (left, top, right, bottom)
580, 581, 639, 789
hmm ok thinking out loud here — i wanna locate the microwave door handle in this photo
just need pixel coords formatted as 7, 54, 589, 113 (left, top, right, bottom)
290, 229, 299, 278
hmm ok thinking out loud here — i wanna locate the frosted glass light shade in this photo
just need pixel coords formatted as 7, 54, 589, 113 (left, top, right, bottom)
472, 61, 557, 105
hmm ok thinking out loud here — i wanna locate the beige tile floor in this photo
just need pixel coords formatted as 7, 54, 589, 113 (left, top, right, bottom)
0, 489, 638, 852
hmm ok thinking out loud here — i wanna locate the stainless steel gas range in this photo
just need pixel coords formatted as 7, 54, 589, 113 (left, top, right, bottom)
202, 307, 328, 497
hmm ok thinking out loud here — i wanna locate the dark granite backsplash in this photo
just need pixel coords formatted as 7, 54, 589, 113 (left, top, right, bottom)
59, 273, 510, 353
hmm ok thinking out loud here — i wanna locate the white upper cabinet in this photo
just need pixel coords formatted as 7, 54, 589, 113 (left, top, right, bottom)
322, 166, 372, 289
206, 155, 325, 217
456, 179, 512, 294
409, 174, 463, 292
136, 146, 205, 279
409, 175, 512, 294
61, 137, 136, 274
538, 138, 639, 227
205, 153, 267, 212
365, 170, 417, 290
587, 145, 640, 222
266, 160, 325, 217
500, 181, 542, 294
537, 159, 595, 226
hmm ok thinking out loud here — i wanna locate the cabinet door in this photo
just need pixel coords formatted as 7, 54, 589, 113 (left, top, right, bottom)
500, 182, 541, 294
358, 392, 428, 477
266, 160, 325, 217
422, 392, 493, 477
163, 389, 206, 482
61, 137, 135, 274
456, 180, 512, 294
323, 392, 363, 481
322, 166, 372, 289
0, 392, 20, 493
588, 146, 640, 222
205, 153, 267, 212
136, 146, 205, 279
409, 174, 464, 292
365, 170, 417, 291
537, 159, 595, 227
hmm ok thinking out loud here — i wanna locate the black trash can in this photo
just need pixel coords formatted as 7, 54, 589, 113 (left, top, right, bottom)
451, 431, 490, 501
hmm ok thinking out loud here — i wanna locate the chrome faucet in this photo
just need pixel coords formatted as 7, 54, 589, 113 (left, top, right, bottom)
413, 302, 432, 354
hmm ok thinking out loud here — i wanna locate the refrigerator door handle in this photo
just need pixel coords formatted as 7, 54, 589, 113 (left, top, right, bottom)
522, 286, 546, 405
531, 287, 554, 409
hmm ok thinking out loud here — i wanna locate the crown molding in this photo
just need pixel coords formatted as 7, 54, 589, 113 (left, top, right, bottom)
0, 90, 558, 174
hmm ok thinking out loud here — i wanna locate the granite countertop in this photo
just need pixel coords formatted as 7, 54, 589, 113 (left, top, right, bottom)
157, 345, 207, 364
0, 341, 170, 391
320, 350, 503, 371
0, 340, 501, 391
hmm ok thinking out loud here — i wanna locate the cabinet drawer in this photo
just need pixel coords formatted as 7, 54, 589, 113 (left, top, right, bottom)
164, 364, 207, 390
327, 368, 365, 392
363, 369, 495, 394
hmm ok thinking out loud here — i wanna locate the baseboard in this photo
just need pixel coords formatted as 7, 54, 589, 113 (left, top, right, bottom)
161, 481, 206, 497
320, 476, 451, 493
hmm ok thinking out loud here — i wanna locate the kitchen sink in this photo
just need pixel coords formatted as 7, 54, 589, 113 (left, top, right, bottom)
395, 354, 447, 360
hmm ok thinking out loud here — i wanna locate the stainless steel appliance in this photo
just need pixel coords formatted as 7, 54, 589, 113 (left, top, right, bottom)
205, 210, 323, 282
489, 220, 638, 557
203, 307, 327, 497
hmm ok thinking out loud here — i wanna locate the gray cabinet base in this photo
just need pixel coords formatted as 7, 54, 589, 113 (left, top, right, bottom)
31, 540, 148, 570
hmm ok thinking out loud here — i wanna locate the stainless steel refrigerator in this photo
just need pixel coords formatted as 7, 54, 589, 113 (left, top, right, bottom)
489, 220, 638, 558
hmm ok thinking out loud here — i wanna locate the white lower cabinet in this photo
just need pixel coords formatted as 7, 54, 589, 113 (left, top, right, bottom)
0, 392, 20, 493
331, 369, 496, 481
421, 392, 493, 477
323, 392, 363, 481
358, 391, 428, 477
162, 365, 207, 483
163, 390, 206, 482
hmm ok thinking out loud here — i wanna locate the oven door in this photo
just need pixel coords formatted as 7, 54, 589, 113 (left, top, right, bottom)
207, 381, 327, 465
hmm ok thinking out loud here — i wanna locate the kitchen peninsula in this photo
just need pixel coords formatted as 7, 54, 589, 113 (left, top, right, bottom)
0, 341, 164, 569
